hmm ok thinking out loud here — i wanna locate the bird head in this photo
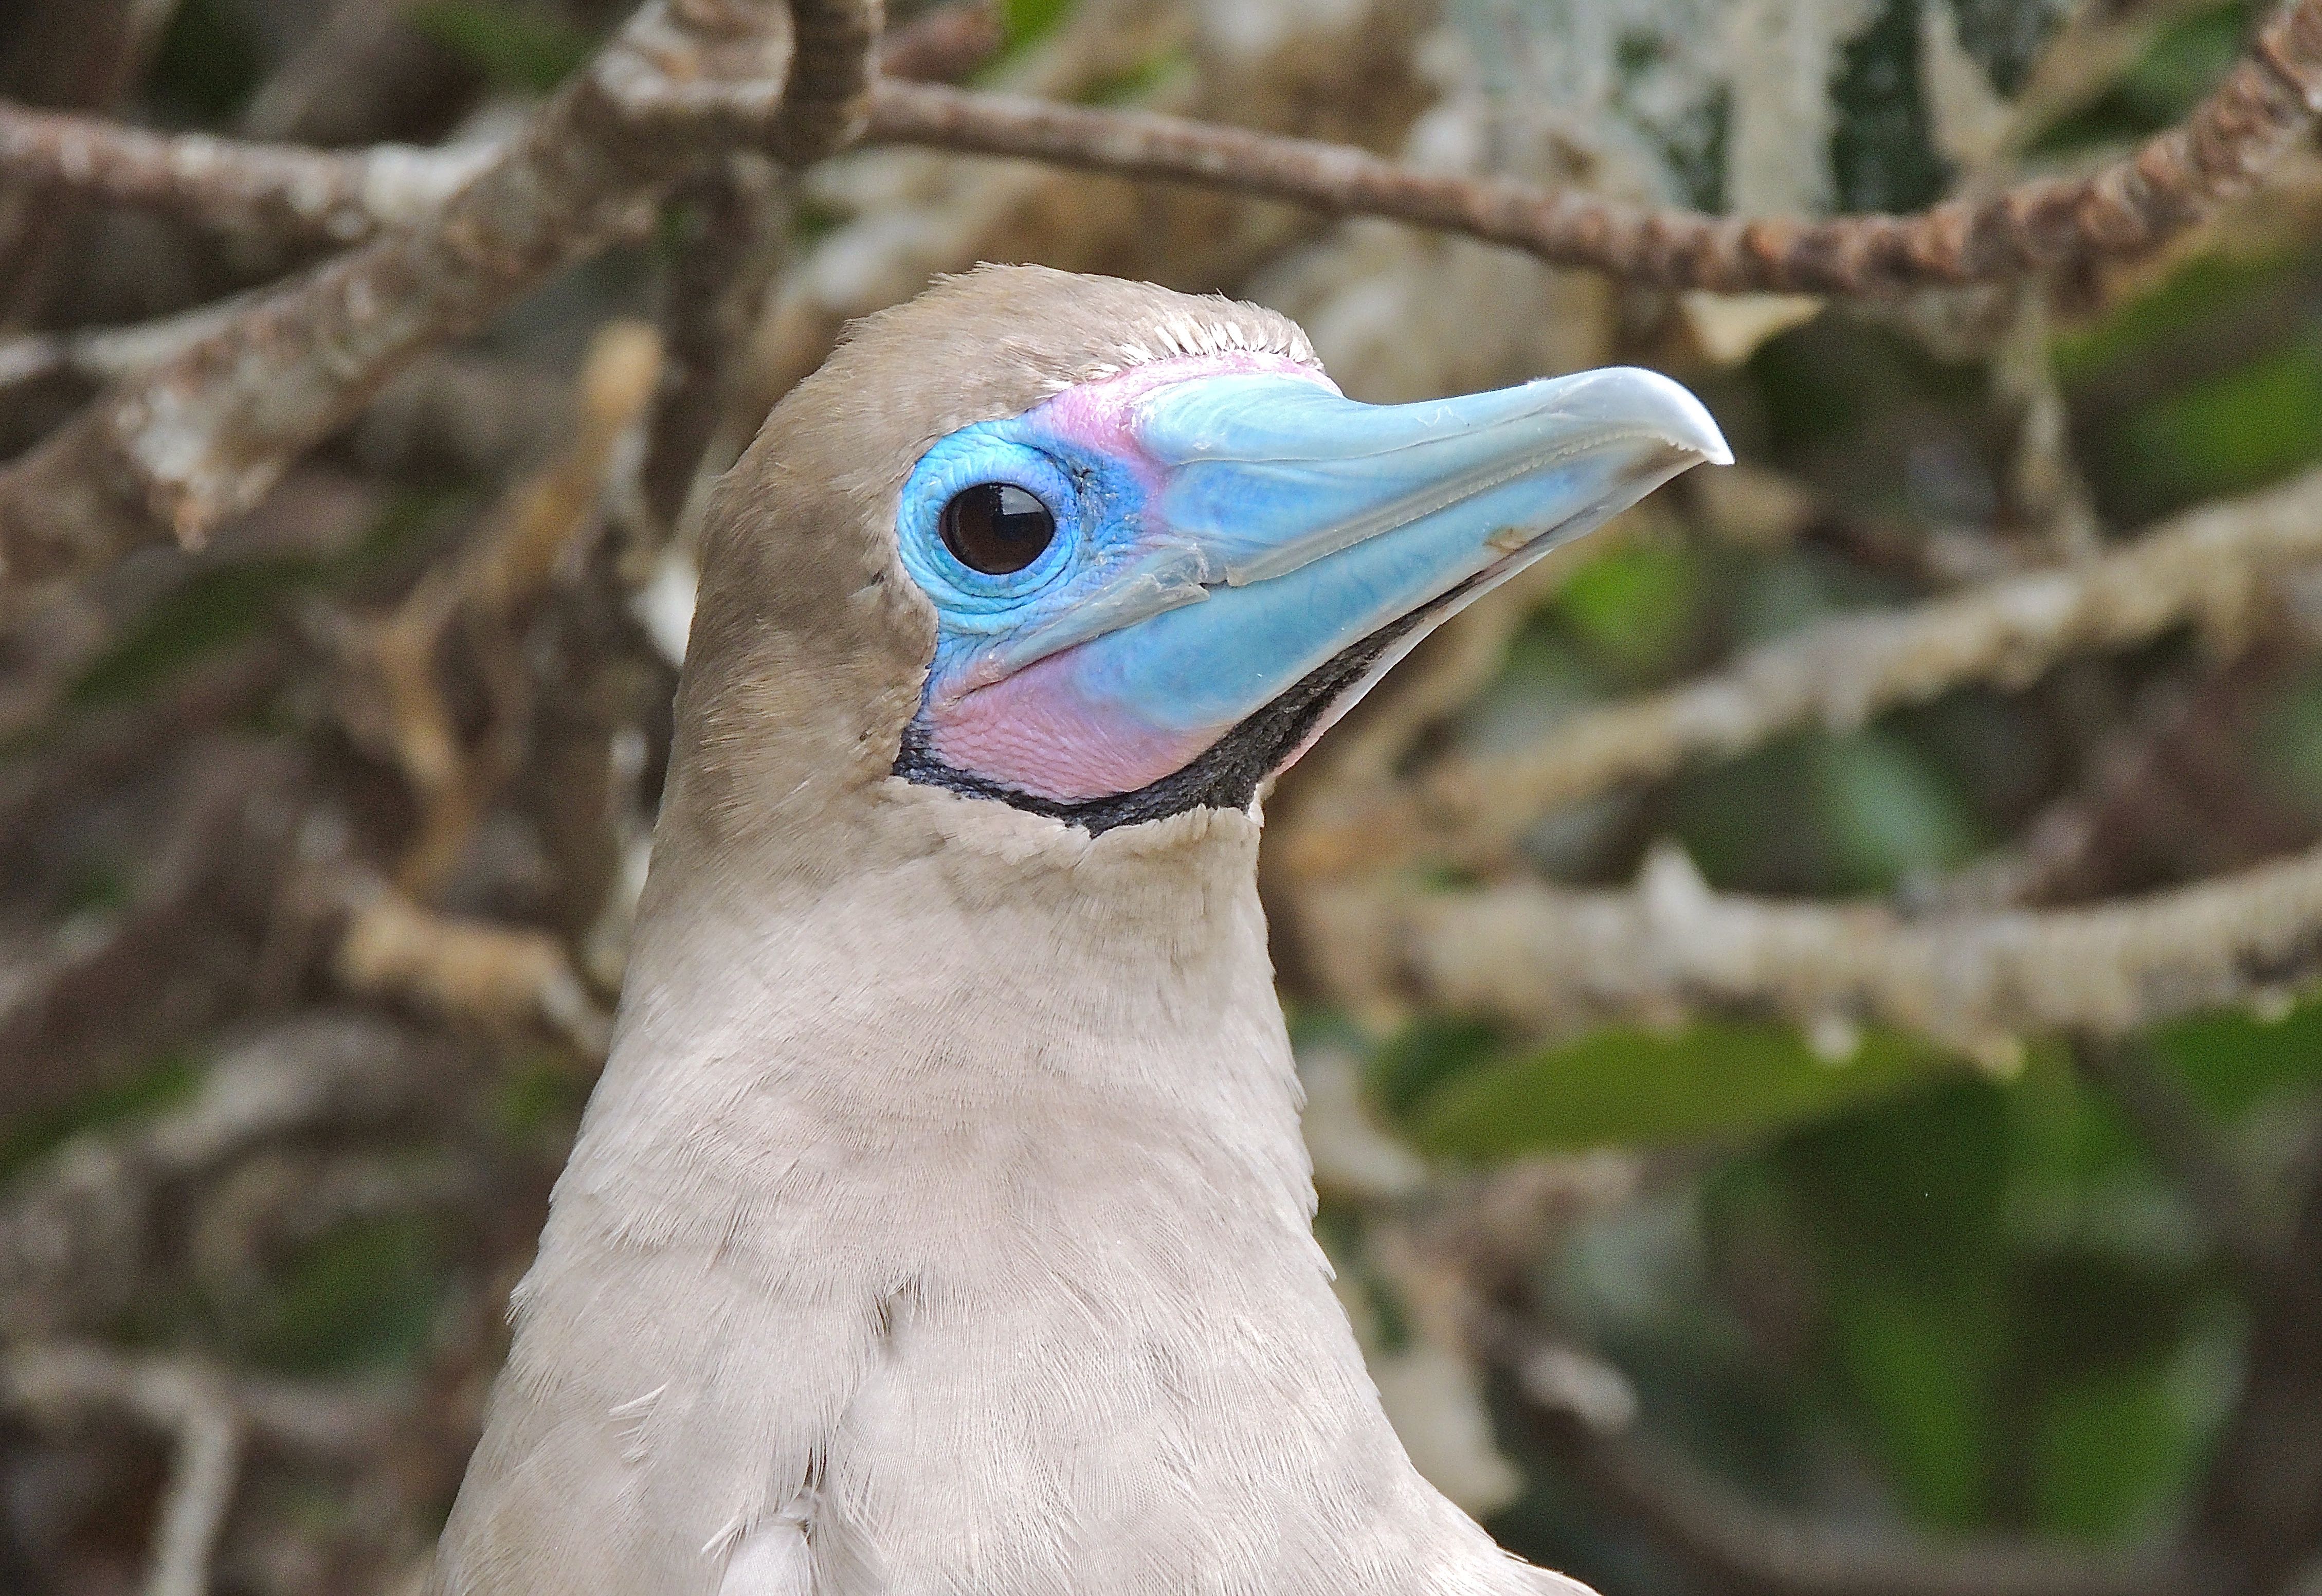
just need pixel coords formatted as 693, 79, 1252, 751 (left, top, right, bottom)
673, 265, 1728, 852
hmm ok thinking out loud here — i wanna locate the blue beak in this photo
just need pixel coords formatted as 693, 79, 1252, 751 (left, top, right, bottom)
1076, 367, 1729, 737
911, 363, 1730, 806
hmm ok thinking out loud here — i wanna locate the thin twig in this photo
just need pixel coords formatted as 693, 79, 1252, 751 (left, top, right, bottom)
331, 320, 662, 897
0, 3, 975, 262
1284, 465, 2322, 880
2191, 1109, 2322, 1594
325, 869, 613, 1055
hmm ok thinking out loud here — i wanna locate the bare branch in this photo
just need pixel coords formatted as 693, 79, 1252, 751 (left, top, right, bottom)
147, 1400, 241, 1596
0, 1012, 449, 1339
32, 0, 2306, 595
3, 1344, 401, 1596
1318, 841, 2322, 1065
875, 0, 1002, 86
0, 100, 495, 246
0, 0, 804, 592
331, 320, 663, 897
2194, 1115, 2322, 1594
0, 292, 266, 403
4, 1347, 242, 1596
766, 0, 882, 165
0, 4, 969, 265
865, 0, 2322, 294
0, 741, 306, 1128
325, 870, 613, 1055
1284, 466, 2322, 880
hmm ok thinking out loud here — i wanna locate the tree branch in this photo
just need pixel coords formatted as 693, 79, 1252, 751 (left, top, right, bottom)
1318, 841, 2322, 1064
863, 0, 2322, 294
0, 0, 2310, 322
0, 3, 960, 259
6, 0, 2307, 596
323, 870, 613, 1056
0, 0, 806, 591
2193, 1108, 2322, 1595
1284, 465, 2322, 880
0, 100, 495, 246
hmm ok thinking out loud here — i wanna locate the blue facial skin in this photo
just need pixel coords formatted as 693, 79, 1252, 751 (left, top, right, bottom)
896, 367, 1730, 781
896, 416, 1191, 709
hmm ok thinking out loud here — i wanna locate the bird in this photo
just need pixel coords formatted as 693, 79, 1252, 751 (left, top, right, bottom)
427, 264, 1728, 1596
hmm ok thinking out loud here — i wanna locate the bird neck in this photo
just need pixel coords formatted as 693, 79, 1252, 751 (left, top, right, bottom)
582, 788, 1315, 1271
486, 787, 1556, 1596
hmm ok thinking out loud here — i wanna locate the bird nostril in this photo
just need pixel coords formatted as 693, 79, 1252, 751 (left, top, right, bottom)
940, 482, 1058, 574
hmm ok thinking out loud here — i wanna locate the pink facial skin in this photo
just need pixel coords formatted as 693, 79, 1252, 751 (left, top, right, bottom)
929, 645, 1227, 802
919, 352, 1336, 803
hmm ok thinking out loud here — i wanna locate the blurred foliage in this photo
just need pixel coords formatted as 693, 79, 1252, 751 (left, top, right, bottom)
411, 1, 600, 95
149, 0, 268, 123
0, 1054, 199, 1180
1520, 1026, 2293, 1549
2035, 4, 2253, 152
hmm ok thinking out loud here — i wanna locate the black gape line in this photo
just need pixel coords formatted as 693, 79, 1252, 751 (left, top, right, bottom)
894, 575, 1474, 836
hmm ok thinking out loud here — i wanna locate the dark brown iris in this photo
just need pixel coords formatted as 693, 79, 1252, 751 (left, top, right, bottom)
939, 483, 1057, 575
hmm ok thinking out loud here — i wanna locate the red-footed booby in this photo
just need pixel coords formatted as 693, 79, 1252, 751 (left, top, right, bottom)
429, 265, 1727, 1596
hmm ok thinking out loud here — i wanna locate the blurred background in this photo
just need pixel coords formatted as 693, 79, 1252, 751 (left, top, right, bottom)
3, 1, 2321, 1593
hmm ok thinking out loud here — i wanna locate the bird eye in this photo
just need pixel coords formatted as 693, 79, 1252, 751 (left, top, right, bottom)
939, 483, 1057, 575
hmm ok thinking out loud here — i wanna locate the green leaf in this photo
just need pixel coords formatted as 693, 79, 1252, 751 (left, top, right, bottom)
1552, 535, 1703, 683
150, 0, 268, 123
1369, 1015, 1503, 1120
1828, 1273, 2005, 1525
1417, 1023, 1948, 1158
2031, 1357, 2209, 1539
70, 558, 311, 710
411, 1, 597, 94
1000, 0, 1078, 52
2114, 334, 2322, 506
1817, 731, 1985, 892
2052, 249, 2296, 385
1081, 44, 1194, 107
2150, 997, 2322, 1118
1778, 1075, 2012, 1282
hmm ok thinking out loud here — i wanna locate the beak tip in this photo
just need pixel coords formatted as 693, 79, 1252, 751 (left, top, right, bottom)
1592, 365, 1732, 469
